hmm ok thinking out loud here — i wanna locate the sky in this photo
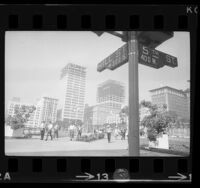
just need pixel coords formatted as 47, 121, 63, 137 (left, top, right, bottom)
5, 31, 190, 110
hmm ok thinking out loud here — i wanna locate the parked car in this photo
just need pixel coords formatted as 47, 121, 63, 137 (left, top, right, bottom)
23, 127, 40, 138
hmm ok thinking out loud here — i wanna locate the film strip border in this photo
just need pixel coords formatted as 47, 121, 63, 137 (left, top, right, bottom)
0, 4, 197, 182
0, 157, 192, 182
0, 5, 198, 30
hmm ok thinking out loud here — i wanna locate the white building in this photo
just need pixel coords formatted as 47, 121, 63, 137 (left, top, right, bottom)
7, 99, 36, 128
34, 96, 58, 127
7, 96, 58, 128
60, 63, 86, 122
106, 113, 121, 124
92, 80, 125, 126
149, 86, 190, 120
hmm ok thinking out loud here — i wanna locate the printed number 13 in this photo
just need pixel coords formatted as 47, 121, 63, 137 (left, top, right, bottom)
97, 173, 109, 180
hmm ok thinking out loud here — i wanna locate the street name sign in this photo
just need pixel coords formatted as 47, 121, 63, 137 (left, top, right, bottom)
97, 44, 128, 72
97, 43, 178, 72
138, 44, 178, 68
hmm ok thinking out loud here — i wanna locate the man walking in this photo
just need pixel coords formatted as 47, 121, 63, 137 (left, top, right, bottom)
69, 123, 75, 141
114, 126, 119, 140
106, 125, 112, 143
53, 122, 59, 139
45, 121, 53, 141
77, 126, 82, 140
40, 121, 45, 140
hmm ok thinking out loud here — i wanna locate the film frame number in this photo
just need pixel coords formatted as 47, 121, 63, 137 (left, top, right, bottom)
97, 173, 109, 180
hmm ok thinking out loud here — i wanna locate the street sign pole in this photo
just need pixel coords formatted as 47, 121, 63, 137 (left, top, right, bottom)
128, 31, 140, 156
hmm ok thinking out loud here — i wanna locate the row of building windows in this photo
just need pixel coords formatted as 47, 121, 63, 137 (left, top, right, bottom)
152, 89, 187, 98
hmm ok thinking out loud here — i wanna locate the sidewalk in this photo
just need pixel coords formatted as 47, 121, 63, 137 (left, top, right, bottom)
5, 137, 178, 156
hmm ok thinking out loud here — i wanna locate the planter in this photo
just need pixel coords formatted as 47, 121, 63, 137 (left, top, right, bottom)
148, 133, 169, 149
12, 128, 25, 138
76, 133, 104, 142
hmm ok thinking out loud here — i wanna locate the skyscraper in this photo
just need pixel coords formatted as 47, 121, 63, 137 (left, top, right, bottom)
93, 80, 125, 126
60, 63, 86, 122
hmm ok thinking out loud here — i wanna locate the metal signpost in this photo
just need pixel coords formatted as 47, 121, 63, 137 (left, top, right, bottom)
93, 31, 178, 156
127, 31, 139, 156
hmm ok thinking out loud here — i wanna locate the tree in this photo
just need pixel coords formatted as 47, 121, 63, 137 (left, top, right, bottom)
6, 105, 36, 130
119, 106, 129, 125
140, 101, 176, 141
76, 119, 83, 126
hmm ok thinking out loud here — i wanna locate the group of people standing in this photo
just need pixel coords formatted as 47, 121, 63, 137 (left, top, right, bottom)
105, 125, 128, 143
68, 124, 82, 141
40, 121, 59, 141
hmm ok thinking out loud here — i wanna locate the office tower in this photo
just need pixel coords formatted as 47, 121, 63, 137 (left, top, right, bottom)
93, 80, 125, 126
60, 63, 86, 122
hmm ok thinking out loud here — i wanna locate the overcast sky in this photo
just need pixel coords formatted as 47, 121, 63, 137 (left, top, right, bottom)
5, 31, 190, 109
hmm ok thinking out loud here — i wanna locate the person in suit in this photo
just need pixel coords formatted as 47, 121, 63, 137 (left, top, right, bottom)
40, 121, 45, 140
45, 121, 53, 141
53, 122, 59, 139
106, 125, 112, 143
68, 123, 75, 141
77, 126, 82, 140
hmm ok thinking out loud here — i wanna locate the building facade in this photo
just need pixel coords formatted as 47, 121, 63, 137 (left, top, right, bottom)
7, 96, 59, 128
149, 86, 190, 120
60, 63, 86, 122
7, 98, 36, 128
93, 80, 125, 126
34, 96, 58, 127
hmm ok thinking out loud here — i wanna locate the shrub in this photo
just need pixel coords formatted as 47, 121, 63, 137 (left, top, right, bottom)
147, 129, 157, 141
77, 132, 104, 142
140, 101, 176, 142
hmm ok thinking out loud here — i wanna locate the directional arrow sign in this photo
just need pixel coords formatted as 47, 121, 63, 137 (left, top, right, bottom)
168, 173, 187, 180
76, 172, 95, 180
97, 43, 177, 72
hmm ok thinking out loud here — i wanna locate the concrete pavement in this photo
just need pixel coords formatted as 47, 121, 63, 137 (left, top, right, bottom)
5, 137, 177, 156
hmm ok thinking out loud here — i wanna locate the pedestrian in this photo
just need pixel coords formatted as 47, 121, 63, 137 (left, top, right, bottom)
120, 128, 124, 140
94, 129, 97, 138
53, 122, 59, 139
45, 121, 53, 141
68, 123, 75, 141
123, 128, 127, 140
77, 126, 82, 140
40, 121, 45, 140
114, 127, 119, 140
106, 125, 112, 143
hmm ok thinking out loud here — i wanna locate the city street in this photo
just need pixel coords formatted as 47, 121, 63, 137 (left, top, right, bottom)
5, 137, 178, 156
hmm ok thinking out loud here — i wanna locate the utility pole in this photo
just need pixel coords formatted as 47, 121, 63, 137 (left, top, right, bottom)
128, 31, 140, 156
